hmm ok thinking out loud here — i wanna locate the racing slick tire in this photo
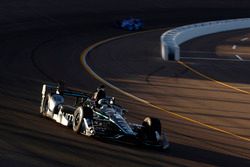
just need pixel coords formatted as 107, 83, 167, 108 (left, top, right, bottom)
73, 107, 84, 133
142, 117, 161, 143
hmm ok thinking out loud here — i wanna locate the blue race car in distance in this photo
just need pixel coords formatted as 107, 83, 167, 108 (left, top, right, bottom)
117, 17, 144, 31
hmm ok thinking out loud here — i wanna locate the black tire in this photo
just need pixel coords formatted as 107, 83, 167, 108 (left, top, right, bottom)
82, 106, 93, 119
73, 107, 84, 133
142, 117, 161, 143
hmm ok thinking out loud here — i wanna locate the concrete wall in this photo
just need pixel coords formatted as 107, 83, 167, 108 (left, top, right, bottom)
161, 18, 250, 61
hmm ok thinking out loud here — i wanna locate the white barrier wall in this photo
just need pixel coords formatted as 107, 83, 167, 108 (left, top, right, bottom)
161, 18, 250, 61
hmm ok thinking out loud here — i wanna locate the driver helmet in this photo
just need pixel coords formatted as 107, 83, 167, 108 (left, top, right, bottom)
97, 85, 105, 91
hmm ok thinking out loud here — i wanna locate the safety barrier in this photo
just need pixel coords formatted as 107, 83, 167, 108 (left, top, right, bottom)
161, 18, 250, 61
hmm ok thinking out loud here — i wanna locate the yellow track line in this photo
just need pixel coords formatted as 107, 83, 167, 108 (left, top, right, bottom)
80, 30, 250, 142
178, 61, 250, 94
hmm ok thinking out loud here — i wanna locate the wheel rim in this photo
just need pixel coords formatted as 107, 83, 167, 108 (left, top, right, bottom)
75, 112, 80, 125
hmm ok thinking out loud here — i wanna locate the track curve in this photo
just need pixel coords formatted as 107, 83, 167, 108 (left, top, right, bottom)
1, 1, 250, 167
85, 29, 250, 165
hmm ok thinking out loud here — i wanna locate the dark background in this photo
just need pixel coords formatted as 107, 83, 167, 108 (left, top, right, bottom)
1, 1, 250, 167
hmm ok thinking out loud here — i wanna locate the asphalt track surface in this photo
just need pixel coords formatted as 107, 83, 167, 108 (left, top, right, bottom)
1, 1, 250, 167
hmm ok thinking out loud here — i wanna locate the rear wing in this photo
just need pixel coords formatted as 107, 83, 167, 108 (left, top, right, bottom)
41, 84, 91, 99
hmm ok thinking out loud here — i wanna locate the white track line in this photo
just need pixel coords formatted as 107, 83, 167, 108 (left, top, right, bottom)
235, 55, 243, 61
240, 37, 248, 42
180, 56, 250, 62
182, 50, 250, 56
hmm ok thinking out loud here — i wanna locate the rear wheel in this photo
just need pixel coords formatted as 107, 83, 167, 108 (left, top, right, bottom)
142, 117, 161, 143
73, 107, 84, 133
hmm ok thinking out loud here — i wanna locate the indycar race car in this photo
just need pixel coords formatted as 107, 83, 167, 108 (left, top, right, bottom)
40, 83, 169, 149
115, 17, 144, 31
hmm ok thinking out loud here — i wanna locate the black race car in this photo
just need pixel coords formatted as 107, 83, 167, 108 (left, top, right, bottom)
40, 83, 169, 149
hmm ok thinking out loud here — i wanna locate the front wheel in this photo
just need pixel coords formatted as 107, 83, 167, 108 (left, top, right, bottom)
141, 117, 161, 143
73, 107, 84, 133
